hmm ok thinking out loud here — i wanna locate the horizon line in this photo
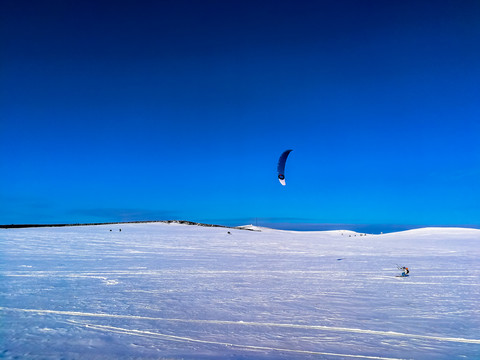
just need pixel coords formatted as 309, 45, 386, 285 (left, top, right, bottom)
1, 219, 479, 234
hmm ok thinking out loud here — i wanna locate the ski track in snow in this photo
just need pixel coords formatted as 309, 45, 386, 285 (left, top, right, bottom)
1, 306, 480, 345
70, 320, 408, 360
1, 223, 480, 359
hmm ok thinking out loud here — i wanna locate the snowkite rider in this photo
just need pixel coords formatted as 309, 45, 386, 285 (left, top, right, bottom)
400, 266, 409, 277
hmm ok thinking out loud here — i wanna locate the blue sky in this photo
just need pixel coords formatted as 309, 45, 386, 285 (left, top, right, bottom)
1, 0, 479, 231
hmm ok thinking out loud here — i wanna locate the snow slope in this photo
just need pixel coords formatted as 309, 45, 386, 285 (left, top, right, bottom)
1, 223, 479, 359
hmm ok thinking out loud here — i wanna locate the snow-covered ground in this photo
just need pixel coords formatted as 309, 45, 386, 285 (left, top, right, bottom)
1, 223, 479, 359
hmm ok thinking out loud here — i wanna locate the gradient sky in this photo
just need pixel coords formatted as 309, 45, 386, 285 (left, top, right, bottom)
1, 0, 479, 231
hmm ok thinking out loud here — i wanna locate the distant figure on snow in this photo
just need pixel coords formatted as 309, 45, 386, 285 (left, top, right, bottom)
400, 266, 409, 277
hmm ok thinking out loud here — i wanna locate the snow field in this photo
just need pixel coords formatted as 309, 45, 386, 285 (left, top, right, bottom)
1, 223, 479, 359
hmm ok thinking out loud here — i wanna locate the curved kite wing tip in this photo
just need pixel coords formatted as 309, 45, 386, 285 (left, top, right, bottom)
279, 178, 286, 186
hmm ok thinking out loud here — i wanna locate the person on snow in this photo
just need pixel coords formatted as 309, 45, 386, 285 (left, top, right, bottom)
401, 267, 409, 277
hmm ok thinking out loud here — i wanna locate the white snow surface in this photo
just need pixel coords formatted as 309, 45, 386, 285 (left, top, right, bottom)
1, 223, 479, 359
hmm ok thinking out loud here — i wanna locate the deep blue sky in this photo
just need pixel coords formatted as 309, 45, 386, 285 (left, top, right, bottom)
1, 0, 479, 231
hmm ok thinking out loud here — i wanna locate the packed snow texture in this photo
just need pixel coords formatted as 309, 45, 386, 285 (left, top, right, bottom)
1, 223, 479, 359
